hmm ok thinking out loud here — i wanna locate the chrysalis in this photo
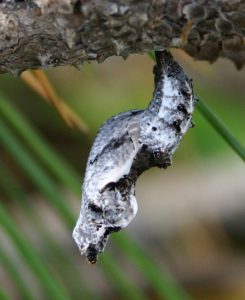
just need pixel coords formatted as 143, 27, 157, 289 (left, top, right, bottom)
73, 50, 196, 263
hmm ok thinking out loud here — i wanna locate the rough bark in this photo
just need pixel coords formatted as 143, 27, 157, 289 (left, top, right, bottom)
0, 0, 244, 75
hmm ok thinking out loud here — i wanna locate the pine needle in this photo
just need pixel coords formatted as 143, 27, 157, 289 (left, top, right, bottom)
20, 70, 88, 133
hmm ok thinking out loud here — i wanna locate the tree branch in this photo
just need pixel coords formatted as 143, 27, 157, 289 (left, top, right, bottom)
0, 0, 244, 74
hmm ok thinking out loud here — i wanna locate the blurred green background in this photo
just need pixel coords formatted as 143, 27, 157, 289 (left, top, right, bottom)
0, 50, 245, 300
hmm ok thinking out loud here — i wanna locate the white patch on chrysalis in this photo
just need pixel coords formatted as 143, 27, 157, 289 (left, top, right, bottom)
73, 50, 196, 263
97, 153, 136, 191
162, 77, 180, 97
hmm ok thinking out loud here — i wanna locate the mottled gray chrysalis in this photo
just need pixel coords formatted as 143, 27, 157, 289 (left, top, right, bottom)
73, 50, 196, 263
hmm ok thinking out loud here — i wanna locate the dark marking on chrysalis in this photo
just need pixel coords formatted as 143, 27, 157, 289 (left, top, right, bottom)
172, 119, 182, 132
88, 203, 103, 214
86, 244, 98, 264
104, 226, 121, 237
177, 103, 189, 115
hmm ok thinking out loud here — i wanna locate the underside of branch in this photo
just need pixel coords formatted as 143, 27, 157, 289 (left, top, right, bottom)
0, 0, 244, 75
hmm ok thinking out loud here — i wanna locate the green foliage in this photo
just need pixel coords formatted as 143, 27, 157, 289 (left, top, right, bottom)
196, 100, 245, 161
0, 288, 11, 300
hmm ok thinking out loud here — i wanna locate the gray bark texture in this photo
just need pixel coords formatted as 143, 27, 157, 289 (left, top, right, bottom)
0, 0, 244, 75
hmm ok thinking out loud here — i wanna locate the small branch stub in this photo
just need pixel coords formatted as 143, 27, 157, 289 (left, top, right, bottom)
73, 50, 197, 263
